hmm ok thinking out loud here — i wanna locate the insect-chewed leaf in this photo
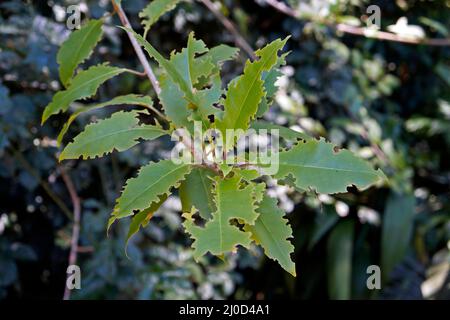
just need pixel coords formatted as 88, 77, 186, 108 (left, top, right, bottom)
195, 44, 238, 89
245, 195, 296, 276
179, 167, 216, 220
182, 174, 263, 259
169, 32, 214, 88
113, 160, 192, 219
215, 37, 289, 150
59, 110, 167, 160
57, 19, 103, 88
201, 44, 240, 69
272, 138, 386, 194
57, 94, 154, 145
42, 64, 127, 123
251, 120, 312, 142
256, 52, 289, 117
139, 0, 184, 36
195, 73, 223, 119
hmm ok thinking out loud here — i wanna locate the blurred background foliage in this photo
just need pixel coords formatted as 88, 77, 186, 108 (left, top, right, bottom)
0, 0, 449, 299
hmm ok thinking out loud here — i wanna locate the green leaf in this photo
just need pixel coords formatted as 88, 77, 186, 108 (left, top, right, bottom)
113, 160, 192, 219
194, 73, 223, 119
215, 37, 289, 149
245, 195, 296, 276
239, 169, 260, 181
273, 138, 385, 194
182, 174, 263, 258
219, 164, 233, 177
57, 94, 154, 145
308, 205, 339, 250
139, 0, 184, 36
57, 19, 103, 88
256, 52, 289, 117
125, 194, 167, 247
194, 44, 238, 91
197, 44, 239, 76
170, 32, 214, 90
42, 64, 127, 123
327, 219, 354, 300
251, 120, 312, 141
179, 167, 216, 220
381, 191, 415, 281
123, 27, 195, 102
158, 73, 192, 130
125, 28, 224, 123
59, 110, 167, 160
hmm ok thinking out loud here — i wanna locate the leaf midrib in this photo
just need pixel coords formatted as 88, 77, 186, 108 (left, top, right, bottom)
121, 164, 188, 213
257, 212, 291, 269
280, 163, 379, 176
226, 43, 281, 129
66, 126, 164, 152
66, 21, 101, 80
57, 68, 124, 110
199, 170, 215, 214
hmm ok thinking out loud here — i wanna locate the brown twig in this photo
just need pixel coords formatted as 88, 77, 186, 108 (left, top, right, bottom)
77, 246, 94, 253
261, 0, 450, 46
11, 147, 73, 220
60, 166, 81, 301
335, 24, 450, 46
198, 0, 256, 59
111, 0, 161, 94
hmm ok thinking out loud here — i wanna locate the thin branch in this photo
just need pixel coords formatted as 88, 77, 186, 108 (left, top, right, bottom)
111, 1, 169, 123
111, 0, 161, 94
261, 0, 450, 46
198, 0, 256, 59
263, 0, 297, 17
335, 24, 450, 46
125, 69, 147, 77
11, 147, 73, 220
60, 166, 81, 301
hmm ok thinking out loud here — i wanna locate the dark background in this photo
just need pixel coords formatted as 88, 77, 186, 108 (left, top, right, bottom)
0, 0, 449, 299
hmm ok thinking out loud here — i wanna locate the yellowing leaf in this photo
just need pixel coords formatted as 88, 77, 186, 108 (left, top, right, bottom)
245, 195, 296, 276
273, 138, 386, 194
113, 160, 192, 219
59, 110, 167, 160
57, 19, 103, 87
42, 64, 127, 123
57, 94, 154, 145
